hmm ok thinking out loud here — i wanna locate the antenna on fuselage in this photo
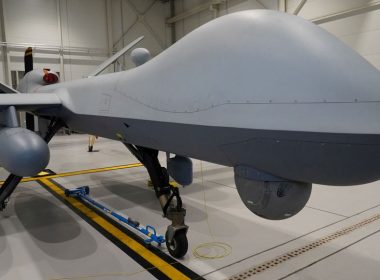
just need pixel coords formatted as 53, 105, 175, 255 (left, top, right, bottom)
131, 48, 151, 66
87, 36, 144, 77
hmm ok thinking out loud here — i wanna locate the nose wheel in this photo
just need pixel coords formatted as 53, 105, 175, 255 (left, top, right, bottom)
123, 144, 189, 258
165, 229, 188, 258
161, 184, 189, 258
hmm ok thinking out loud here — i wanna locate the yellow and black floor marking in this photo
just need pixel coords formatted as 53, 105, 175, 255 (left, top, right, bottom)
36, 169, 56, 177
227, 213, 380, 280
37, 178, 203, 280
0, 163, 143, 184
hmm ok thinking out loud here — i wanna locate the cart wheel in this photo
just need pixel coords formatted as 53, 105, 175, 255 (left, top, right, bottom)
165, 230, 188, 258
84, 186, 90, 195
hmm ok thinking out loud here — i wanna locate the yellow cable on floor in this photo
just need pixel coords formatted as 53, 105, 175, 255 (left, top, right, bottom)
192, 161, 232, 260
193, 241, 232, 259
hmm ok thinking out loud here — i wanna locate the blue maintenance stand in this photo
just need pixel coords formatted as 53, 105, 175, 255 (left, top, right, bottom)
65, 186, 165, 246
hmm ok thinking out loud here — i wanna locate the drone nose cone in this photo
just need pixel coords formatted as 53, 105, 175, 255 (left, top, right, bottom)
0, 127, 49, 177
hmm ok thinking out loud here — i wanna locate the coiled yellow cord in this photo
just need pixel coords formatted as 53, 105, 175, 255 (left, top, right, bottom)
192, 161, 232, 260
193, 241, 232, 259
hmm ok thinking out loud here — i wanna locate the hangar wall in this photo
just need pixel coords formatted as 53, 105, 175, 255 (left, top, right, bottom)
0, 0, 170, 85
287, 0, 380, 70
0, 0, 4, 83
173, 0, 278, 40
170, 0, 380, 70
0, 0, 109, 84
1, 0, 380, 86
110, 0, 172, 70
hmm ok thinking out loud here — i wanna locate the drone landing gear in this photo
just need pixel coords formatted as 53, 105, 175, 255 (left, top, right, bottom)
0, 118, 64, 210
124, 144, 188, 258
162, 184, 188, 258
0, 175, 22, 210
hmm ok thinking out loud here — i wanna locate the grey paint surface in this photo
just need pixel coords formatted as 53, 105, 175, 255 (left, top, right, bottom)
41, 10, 380, 132
1, 10, 380, 185
0, 127, 49, 176
44, 114, 380, 186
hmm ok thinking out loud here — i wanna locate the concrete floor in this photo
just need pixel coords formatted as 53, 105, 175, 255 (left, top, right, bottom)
0, 134, 380, 279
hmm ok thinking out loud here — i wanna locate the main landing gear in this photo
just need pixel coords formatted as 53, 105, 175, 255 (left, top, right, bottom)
0, 118, 64, 210
124, 144, 189, 258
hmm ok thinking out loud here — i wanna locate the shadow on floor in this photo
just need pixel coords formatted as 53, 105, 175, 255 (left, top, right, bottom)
0, 224, 12, 278
15, 194, 98, 260
91, 176, 209, 223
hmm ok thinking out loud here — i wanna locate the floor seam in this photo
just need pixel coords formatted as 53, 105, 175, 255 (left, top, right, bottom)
305, 206, 348, 218
202, 202, 380, 278
205, 180, 236, 189
277, 229, 380, 280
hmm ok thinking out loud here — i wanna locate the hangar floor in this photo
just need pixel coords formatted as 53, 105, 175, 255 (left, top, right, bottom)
0, 134, 380, 280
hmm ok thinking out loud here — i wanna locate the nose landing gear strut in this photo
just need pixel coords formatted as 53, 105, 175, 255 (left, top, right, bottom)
124, 144, 188, 258
161, 184, 188, 258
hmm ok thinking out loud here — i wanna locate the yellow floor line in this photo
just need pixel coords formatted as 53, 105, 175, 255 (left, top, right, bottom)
39, 178, 190, 280
0, 163, 143, 184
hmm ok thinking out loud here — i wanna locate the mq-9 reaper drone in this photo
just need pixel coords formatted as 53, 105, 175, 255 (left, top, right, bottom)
0, 10, 380, 258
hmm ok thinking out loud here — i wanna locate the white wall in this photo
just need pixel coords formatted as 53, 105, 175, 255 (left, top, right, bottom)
0, 0, 171, 85
2, 0, 380, 85
170, 0, 380, 70
4, 0, 60, 45
0, 0, 109, 83
173, 0, 278, 40
288, 0, 380, 70
59, 0, 109, 80
111, 0, 171, 69
0, 6, 4, 83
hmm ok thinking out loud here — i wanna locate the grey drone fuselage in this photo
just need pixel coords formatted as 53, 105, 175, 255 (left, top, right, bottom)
7, 9, 379, 220
33, 10, 380, 187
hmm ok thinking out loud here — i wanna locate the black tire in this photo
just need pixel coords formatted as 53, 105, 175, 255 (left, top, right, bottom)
165, 230, 188, 258
84, 186, 90, 195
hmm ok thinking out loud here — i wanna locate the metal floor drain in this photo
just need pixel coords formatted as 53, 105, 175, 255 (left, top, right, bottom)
227, 213, 380, 280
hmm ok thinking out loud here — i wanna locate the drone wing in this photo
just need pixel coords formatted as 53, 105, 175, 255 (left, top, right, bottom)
0, 81, 18, 94
0, 93, 61, 110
